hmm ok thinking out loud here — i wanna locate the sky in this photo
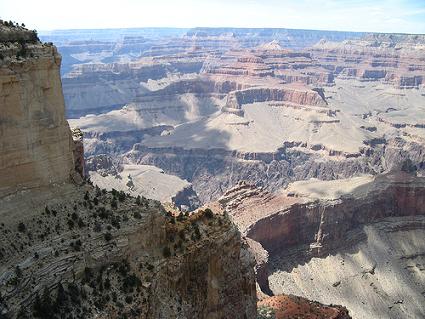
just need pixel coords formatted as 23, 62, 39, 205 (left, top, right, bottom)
1, 0, 425, 33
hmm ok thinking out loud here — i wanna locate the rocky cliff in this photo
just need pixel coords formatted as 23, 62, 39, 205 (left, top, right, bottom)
0, 22, 257, 319
219, 172, 425, 318
224, 87, 327, 112
240, 172, 424, 254
0, 185, 256, 318
0, 24, 75, 197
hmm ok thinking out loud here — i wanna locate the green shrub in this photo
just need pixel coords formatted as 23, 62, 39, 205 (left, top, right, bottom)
118, 191, 126, 202
162, 246, 171, 258
257, 305, 275, 319
104, 232, 113, 241
204, 208, 214, 219
18, 222, 26, 232
67, 219, 74, 230
133, 211, 142, 219
111, 198, 118, 209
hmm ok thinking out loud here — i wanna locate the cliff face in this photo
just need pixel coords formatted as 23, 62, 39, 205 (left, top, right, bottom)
243, 172, 425, 254
0, 26, 75, 196
219, 172, 425, 318
0, 23, 257, 319
224, 87, 327, 112
310, 36, 425, 88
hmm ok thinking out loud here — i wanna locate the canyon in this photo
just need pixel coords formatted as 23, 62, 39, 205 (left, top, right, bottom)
0, 22, 256, 319
49, 26, 425, 318
1, 19, 424, 319
61, 28, 425, 206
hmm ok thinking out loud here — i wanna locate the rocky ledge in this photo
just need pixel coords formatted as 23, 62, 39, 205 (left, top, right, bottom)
0, 185, 256, 318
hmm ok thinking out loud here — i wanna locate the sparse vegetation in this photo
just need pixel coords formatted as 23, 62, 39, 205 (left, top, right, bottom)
111, 198, 118, 209
204, 208, 214, 219
104, 232, 113, 241
162, 246, 171, 258
257, 305, 276, 319
18, 222, 26, 232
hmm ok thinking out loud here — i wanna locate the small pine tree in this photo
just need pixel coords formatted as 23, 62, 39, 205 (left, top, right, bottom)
111, 198, 117, 209
55, 282, 67, 310
15, 266, 22, 278
95, 185, 101, 197
104, 232, 113, 241
204, 208, 214, 219
18, 222, 26, 232
33, 293, 43, 317
118, 191, 126, 202
162, 246, 171, 258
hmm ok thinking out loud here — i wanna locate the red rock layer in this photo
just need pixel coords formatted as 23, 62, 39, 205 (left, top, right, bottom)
259, 295, 352, 319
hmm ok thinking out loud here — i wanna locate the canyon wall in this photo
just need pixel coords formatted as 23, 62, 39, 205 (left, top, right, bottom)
128, 144, 383, 203
0, 27, 75, 197
218, 172, 425, 318
243, 172, 425, 254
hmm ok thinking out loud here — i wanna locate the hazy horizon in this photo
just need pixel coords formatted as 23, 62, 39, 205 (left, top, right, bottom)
1, 0, 425, 34
36, 26, 423, 35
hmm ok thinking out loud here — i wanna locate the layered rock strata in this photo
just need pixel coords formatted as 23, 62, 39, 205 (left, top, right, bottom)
310, 35, 425, 89
0, 185, 256, 318
0, 26, 75, 197
218, 172, 425, 318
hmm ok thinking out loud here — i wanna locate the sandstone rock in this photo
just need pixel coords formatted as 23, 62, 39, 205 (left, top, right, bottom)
0, 28, 75, 197
258, 294, 352, 319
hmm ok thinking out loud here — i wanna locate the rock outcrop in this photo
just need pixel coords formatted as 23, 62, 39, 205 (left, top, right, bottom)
258, 295, 352, 319
0, 25, 75, 197
242, 172, 425, 254
0, 185, 256, 318
224, 87, 328, 112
